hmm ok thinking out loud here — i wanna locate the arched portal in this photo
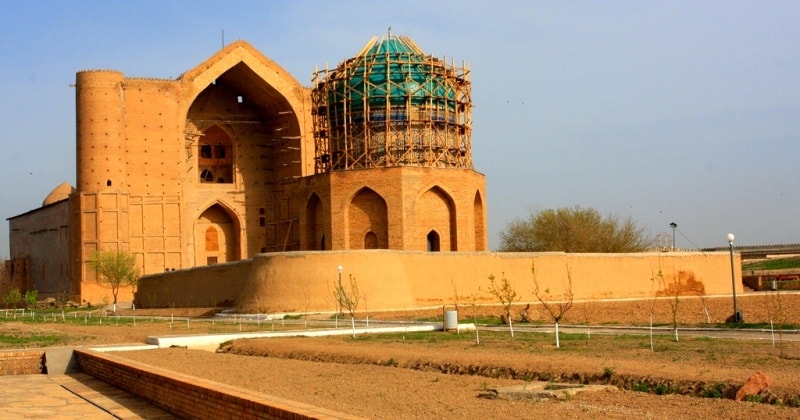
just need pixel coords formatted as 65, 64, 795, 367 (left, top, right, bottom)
419, 186, 457, 251
348, 188, 388, 249
195, 204, 239, 266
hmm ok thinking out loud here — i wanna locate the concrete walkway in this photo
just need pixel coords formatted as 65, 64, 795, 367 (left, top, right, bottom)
0, 373, 174, 419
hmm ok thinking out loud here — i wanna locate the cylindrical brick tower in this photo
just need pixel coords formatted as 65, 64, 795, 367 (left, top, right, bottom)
72, 70, 131, 298
75, 70, 127, 191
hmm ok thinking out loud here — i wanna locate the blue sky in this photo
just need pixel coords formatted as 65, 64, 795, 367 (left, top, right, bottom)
1, 1, 798, 257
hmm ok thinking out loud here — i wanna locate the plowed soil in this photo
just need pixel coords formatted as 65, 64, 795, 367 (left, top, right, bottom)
6, 292, 800, 418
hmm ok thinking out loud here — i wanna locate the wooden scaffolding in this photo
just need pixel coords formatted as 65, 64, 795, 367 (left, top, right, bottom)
311, 34, 472, 173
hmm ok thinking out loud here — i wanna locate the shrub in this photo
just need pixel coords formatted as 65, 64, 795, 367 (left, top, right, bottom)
3, 288, 22, 308
24, 289, 38, 307
702, 382, 726, 399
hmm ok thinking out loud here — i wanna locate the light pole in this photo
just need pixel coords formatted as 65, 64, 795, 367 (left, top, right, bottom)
669, 222, 677, 251
337, 265, 343, 315
727, 233, 741, 323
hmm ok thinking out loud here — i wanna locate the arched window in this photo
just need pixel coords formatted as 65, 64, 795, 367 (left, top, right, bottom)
364, 231, 379, 249
198, 126, 233, 183
200, 169, 214, 183
427, 231, 440, 252
200, 144, 212, 159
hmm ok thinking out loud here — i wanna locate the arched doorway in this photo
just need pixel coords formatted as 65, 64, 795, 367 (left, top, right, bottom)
195, 204, 239, 266
364, 231, 379, 249
427, 230, 440, 252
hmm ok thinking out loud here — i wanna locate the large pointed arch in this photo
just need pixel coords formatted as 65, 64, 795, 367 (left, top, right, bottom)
194, 202, 241, 266
348, 187, 388, 249
181, 41, 310, 193
419, 186, 457, 251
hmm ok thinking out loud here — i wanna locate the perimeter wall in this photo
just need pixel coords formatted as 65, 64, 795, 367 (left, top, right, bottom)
136, 251, 741, 312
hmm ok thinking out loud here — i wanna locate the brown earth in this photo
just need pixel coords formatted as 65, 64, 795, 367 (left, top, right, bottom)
4, 292, 800, 418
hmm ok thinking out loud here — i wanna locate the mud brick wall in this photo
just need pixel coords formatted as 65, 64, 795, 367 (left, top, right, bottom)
74, 349, 361, 419
0, 350, 46, 375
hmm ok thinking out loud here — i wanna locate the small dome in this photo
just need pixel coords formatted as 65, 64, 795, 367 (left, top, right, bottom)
43, 182, 75, 206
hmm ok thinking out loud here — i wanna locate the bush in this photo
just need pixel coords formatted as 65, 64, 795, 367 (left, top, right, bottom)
3, 288, 22, 308
702, 382, 726, 399
24, 289, 38, 307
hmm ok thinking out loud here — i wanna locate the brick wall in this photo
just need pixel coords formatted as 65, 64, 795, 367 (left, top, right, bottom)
0, 350, 45, 375
74, 349, 361, 419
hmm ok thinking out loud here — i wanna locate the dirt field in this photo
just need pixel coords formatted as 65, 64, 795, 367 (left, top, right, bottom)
4, 292, 800, 418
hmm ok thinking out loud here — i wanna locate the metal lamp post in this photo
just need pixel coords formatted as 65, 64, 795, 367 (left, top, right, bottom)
337, 265, 343, 315
727, 233, 741, 323
669, 222, 677, 251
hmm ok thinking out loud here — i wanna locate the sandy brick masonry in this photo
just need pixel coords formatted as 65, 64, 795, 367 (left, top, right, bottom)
0, 350, 45, 375
74, 349, 363, 419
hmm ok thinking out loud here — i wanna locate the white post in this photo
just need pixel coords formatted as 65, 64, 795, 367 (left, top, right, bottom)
771, 320, 775, 347
555, 322, 560, 348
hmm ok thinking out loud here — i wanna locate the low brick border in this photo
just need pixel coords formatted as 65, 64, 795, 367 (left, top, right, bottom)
0, 350, 45, 375
74, 349, 362, 419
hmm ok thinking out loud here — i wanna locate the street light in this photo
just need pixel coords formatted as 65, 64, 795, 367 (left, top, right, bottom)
337, 265, 343, 315
727, 233, 742, 323
669, 222, 677, 251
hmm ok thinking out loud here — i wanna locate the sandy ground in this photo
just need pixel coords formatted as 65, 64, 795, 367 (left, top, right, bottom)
4, 292, 800, 418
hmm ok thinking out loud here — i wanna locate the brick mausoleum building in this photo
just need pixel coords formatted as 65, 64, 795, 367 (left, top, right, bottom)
6, 33, 487, 302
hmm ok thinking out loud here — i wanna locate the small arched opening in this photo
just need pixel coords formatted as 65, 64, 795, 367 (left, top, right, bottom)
427, 230, 441, 252
364, 231, 379, 249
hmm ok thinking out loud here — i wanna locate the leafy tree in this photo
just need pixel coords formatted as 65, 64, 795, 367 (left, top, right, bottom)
89, 250, 140, 313
498, 206, 651, 252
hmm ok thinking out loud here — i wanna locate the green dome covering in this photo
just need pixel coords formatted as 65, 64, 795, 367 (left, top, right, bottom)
326, 34, 457, 121
311, 31, 473, 172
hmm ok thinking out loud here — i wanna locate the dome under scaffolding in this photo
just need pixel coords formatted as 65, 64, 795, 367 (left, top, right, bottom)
311, 32, 472, 172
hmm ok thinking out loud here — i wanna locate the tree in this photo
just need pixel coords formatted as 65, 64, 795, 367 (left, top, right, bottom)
488, 272, 520, 338
89, 250, 140, 313
532, 264, 574, 348
498, 206, 651, 252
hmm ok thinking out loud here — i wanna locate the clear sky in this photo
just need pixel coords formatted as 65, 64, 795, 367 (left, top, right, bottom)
2, 1, 798, 258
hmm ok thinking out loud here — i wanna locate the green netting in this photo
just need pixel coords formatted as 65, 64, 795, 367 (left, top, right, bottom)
326, 38, 457, 115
